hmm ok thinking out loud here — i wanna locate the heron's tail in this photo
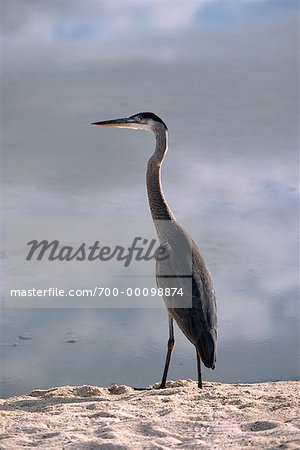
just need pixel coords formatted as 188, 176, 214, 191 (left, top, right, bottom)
196, 328, 217, 369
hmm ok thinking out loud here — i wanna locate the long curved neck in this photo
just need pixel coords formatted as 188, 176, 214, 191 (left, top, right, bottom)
146, 128, 175, 222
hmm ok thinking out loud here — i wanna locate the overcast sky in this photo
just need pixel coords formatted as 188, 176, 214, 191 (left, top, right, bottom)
2, 0, 298, 62
1, 0, 298, 316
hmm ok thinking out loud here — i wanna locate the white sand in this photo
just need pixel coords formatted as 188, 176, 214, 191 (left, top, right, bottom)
0, 380, 299, 449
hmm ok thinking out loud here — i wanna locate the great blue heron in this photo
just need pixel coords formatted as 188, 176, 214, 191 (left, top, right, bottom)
92, 112, 217, 388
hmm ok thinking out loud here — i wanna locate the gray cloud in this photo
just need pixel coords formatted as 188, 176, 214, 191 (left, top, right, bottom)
0, 0, 212, 42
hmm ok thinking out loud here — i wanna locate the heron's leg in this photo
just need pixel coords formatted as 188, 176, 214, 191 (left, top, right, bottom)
159, 315, 175, 389
196, 349, 203, 389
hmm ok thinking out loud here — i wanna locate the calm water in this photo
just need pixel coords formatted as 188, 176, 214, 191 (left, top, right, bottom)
1, 2, 299, 398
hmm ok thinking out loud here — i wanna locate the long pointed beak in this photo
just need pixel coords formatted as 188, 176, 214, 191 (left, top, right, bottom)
91, 117, 132, 128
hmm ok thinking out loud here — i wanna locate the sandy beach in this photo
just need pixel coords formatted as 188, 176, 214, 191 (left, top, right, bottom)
0, 380, 298, 449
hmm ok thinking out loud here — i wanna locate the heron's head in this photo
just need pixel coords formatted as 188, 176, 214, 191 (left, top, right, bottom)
92, 112, 168, 134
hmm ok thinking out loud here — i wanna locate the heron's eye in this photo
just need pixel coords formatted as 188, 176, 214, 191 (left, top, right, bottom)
135, 117, 141, 122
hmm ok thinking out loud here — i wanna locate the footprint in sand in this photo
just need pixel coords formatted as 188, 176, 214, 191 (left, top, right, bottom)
241, 421, 278, 432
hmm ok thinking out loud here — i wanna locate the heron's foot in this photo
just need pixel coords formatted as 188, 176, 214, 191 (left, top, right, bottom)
157, 383, 167, 389
198, 381, 203, 389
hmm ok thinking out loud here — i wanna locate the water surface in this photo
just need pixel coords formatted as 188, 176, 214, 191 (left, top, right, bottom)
1, 1, 298, 398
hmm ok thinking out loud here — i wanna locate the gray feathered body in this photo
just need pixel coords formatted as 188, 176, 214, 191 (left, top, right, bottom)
155, 222, 217, 369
